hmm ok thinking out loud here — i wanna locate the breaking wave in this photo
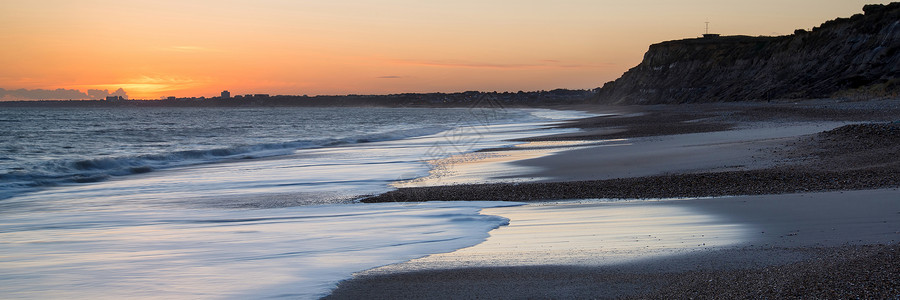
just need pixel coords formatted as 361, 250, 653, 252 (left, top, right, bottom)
0, 126, 448, 199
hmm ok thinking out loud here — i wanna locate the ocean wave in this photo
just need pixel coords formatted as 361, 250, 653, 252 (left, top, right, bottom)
0, 125, 449, 199
526, 108, 601, 121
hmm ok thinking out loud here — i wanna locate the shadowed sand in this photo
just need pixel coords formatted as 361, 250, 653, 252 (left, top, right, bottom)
328, 99, 900, 299
328, 190, 900, 299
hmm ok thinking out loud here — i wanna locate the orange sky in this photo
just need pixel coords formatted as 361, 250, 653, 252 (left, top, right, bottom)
0, 0, 893, 99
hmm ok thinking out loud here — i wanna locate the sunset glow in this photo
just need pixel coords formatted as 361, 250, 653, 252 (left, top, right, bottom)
1, 0, 891, 99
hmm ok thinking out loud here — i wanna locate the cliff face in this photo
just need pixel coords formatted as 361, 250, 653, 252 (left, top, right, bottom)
594, 3, 900, 104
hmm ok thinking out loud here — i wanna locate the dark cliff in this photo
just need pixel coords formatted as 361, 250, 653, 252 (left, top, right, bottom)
594, 3, 900, 104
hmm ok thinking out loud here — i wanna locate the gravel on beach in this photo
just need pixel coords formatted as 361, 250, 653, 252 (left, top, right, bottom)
327, 243, 900, 299
339, 99, 900, 299
364, 101, 900, 203
363, 167, 900, 203
636, 243, 900, 299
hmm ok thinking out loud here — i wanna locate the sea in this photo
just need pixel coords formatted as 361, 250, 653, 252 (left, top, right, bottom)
0, 106, 593, 299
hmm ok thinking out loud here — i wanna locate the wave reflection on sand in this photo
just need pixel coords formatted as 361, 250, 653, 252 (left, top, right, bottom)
366, 199, 750, 272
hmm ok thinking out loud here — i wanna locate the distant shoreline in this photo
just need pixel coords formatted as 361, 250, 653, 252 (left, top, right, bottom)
0, 89, 592, 108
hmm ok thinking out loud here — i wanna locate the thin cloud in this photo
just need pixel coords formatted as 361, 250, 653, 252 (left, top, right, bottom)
129, 75, 200, 85
392, 59, 542, 69
542, 60, 618, 69
390, 59, 614, 70
558, 63, 618, 69
0, 87, 127, 100
377, 76, 403, 79
73, 75, 210, 98
161, 46, 220, 53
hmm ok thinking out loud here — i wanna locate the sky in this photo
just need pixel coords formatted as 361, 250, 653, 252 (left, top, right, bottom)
0, 0, 893, 100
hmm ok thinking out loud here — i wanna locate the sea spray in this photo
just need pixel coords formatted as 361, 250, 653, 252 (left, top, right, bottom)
0, 201, 522, 299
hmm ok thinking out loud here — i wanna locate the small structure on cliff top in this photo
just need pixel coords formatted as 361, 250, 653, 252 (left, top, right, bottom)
703, 21, 720, 38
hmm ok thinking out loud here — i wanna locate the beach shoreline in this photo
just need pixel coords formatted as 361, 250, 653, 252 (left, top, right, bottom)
326, 242, 900, 299
368, 98, 900, 202
330, 189, 900, 299
327, 98, 900, 299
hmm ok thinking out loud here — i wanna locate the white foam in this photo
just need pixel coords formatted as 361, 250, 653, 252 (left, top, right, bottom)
0, 125, 452, 199
0, 107, 597, 299
525, 108, 601, 121
0, 201, 523, 299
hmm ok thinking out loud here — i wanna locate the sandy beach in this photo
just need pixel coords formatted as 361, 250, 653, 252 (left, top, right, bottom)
328, 99, 900, 299
330, 190, 899, 299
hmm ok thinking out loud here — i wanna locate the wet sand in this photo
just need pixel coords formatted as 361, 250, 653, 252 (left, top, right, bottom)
367, 99, 900, 201
328, 99, 900, 299
329, 189, 900, 299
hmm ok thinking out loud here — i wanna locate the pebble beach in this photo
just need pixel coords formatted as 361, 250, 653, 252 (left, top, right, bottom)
328, 99, 900, 299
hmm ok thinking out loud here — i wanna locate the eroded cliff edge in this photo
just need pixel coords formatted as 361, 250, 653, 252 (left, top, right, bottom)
594, 3, 900, 104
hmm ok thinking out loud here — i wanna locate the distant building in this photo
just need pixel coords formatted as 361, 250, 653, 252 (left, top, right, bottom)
106, 96, 125, 101
221, 90, 231, 98
167, 96, 177, 101
253, 94, 270, 98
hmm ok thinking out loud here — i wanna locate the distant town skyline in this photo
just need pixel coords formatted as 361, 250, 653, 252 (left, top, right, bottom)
1, 0, 893, 100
